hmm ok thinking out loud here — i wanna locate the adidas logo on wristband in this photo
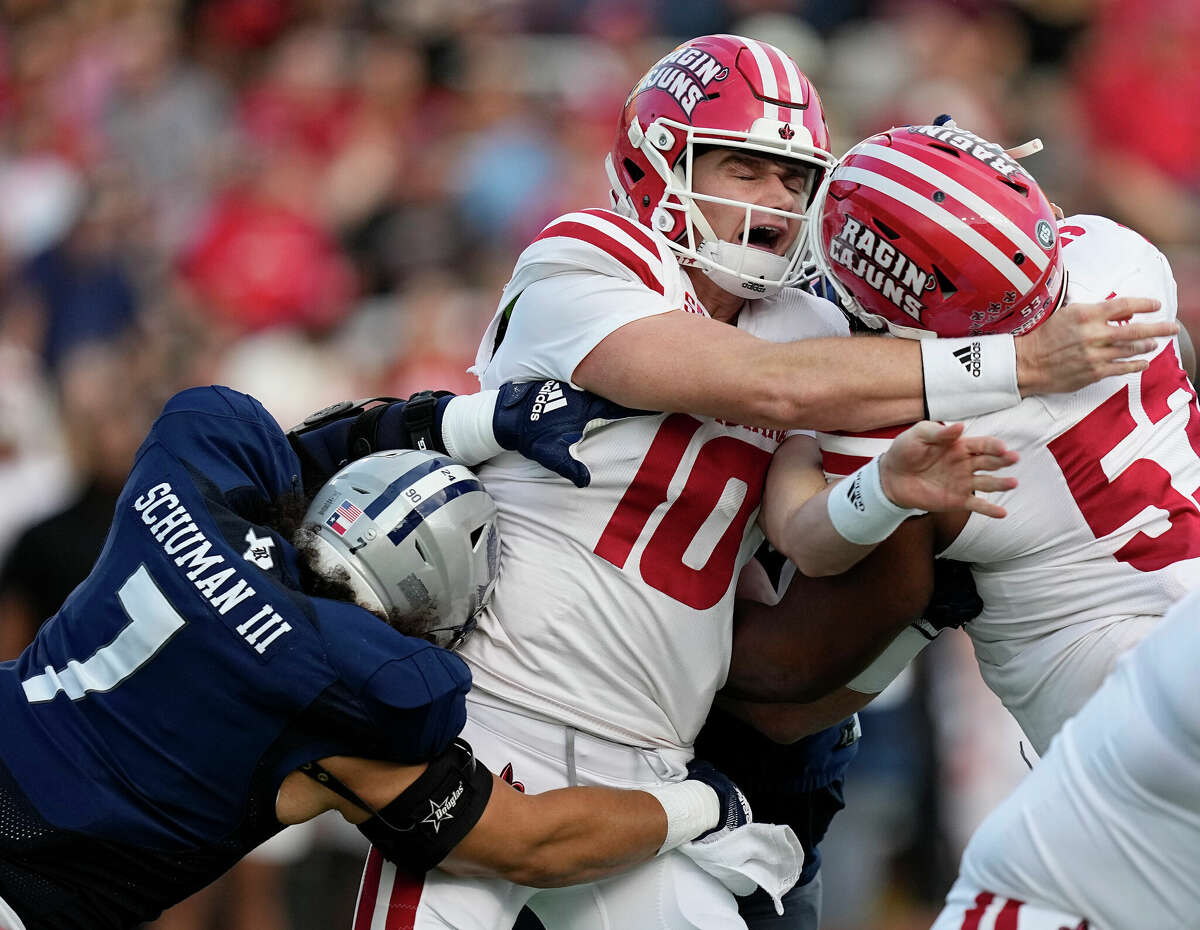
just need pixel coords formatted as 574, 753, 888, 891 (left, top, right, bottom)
953, 342, 983, 377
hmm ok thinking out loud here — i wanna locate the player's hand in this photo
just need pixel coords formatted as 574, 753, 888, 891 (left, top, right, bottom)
491, 380, 651, 487
685, 760, 753, 842
879, 421, 1017, 518
1016, 297, 1176, 395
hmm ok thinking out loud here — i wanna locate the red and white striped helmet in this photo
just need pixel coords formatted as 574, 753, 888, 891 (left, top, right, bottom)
808, 124, 1066, 338
606, 34, 834, 298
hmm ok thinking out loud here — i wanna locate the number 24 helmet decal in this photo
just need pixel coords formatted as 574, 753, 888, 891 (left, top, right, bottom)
808, 124, 1067, 338
606, 34, 835, 299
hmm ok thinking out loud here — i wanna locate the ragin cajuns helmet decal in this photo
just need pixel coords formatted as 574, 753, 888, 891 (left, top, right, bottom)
628, 46, 730, 117
824, 214, 936, 322
809, 124, 1066, 338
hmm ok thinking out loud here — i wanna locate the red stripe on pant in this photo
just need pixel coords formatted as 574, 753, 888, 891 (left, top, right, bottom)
995, 897, 1023, 930
352, 848, 426, 930
962, 891, 994, 930
385, 867, 425, 930
353, 849, 384, 930
960, 891, 1023, 930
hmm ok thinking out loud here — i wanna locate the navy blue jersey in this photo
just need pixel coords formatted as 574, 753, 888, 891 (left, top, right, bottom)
0, 386, 470, 929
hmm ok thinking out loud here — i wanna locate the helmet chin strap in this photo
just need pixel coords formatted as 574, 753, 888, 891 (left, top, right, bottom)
685, 186, 788, 300
697, 240, 788, 299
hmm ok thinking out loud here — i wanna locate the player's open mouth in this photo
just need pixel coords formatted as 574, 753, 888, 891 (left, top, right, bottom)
746, 225, 785, 253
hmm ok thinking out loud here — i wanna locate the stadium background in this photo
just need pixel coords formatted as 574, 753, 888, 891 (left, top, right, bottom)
0, 0, 1195, 927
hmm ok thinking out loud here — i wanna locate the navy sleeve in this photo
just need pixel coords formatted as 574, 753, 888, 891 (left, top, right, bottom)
314, 599, 471, 763
141, 386, 303, 502
289, 395, 455, 488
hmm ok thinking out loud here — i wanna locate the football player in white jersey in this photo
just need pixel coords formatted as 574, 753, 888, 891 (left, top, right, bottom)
926, 583, 1200, 930
714, 121, 1200, 928
352, 34, 1175, 928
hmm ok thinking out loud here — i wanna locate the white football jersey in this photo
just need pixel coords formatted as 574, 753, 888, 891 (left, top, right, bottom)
819, 215, 1200, 753
462, 208, 848, 750
946, 586, 1200, 930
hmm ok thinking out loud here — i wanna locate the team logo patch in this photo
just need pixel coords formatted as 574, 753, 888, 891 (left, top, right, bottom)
826, 215, 934, 322
326, 499, 363, 536
906, 125, 1029, 180
242, 527, 276, 569
1035, 219, 1055, 250
631, 46, 729, 117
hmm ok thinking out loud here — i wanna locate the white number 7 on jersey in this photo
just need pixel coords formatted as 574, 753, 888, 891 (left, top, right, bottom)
22, 564, 187, 703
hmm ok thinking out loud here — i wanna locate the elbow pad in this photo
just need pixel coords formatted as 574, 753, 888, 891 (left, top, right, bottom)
358, 738, 494, 875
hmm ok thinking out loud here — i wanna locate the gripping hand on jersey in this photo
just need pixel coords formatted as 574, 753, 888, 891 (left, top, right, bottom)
684, 760, 753, 842
879, 421, 1018, 518
490, 380, 651, 487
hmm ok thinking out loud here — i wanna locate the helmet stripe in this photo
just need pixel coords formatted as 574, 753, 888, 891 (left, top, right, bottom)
837, 165, 1035, 290
776, 47, 808, 114
740, 37, 781, 122
365, 457, 456, 519
853, 143, 1049, 272
386, 479, 487, 546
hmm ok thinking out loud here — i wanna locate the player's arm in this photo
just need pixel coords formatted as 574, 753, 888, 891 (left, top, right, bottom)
276, 745, 731, 888
758, 425, 1015, 578
724, 518, 937, 703
571, 297, 1173, 432
714, 689, 875, 745
287, 384, 645, 490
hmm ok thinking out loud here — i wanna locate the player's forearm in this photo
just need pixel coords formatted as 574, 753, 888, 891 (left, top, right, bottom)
717, 689, 874, 744
770, 482, 880, 578
444, 781, 669, 887
726, 522, 934, 703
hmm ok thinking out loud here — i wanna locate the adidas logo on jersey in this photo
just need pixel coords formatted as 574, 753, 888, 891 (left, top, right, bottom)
953, 342, 982, 378
529, 381, 568, 421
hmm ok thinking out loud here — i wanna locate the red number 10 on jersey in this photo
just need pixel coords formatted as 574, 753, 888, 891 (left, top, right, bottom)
593, 414, 773, 610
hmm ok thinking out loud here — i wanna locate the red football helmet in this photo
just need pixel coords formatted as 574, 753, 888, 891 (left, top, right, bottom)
808, 124, 1067, 338
606, 34, 834, 298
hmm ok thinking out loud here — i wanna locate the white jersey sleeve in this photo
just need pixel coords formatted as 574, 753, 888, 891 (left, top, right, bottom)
471, 208, 684, 388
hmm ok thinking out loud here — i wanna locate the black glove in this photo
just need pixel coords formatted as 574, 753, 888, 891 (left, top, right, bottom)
923, 557, 982, 631
685, 759, 753, 841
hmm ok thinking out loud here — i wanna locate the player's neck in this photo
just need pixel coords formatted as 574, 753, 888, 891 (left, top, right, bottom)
685, 267, 744, 324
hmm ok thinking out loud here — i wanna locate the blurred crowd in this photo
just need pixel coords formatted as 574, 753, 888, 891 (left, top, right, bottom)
0, 0, 1196, 928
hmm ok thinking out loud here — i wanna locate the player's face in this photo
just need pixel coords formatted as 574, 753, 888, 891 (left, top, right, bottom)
689, 149, 810, 255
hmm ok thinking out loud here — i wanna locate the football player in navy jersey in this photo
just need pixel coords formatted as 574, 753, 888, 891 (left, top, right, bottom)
0, 385, 756, 930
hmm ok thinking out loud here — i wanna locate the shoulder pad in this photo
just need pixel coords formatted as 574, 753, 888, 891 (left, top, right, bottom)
521, 208, 676, 296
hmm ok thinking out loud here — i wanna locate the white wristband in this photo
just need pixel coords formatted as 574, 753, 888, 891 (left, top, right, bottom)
826, 456, 923, 546
641, 780, 720, 854
921, 334, 1019, 420
440, 391, 504, 465
847, 621, 939, 693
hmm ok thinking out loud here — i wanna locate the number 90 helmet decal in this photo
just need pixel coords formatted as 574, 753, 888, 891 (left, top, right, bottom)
808, 124, 1067, 338
606, 33, 835, 299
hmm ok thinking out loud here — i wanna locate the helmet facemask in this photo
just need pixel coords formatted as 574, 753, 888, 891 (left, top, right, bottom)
628, 116, 831, 299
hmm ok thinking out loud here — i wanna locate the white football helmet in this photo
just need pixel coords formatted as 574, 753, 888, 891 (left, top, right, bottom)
303, 450, 500, 649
